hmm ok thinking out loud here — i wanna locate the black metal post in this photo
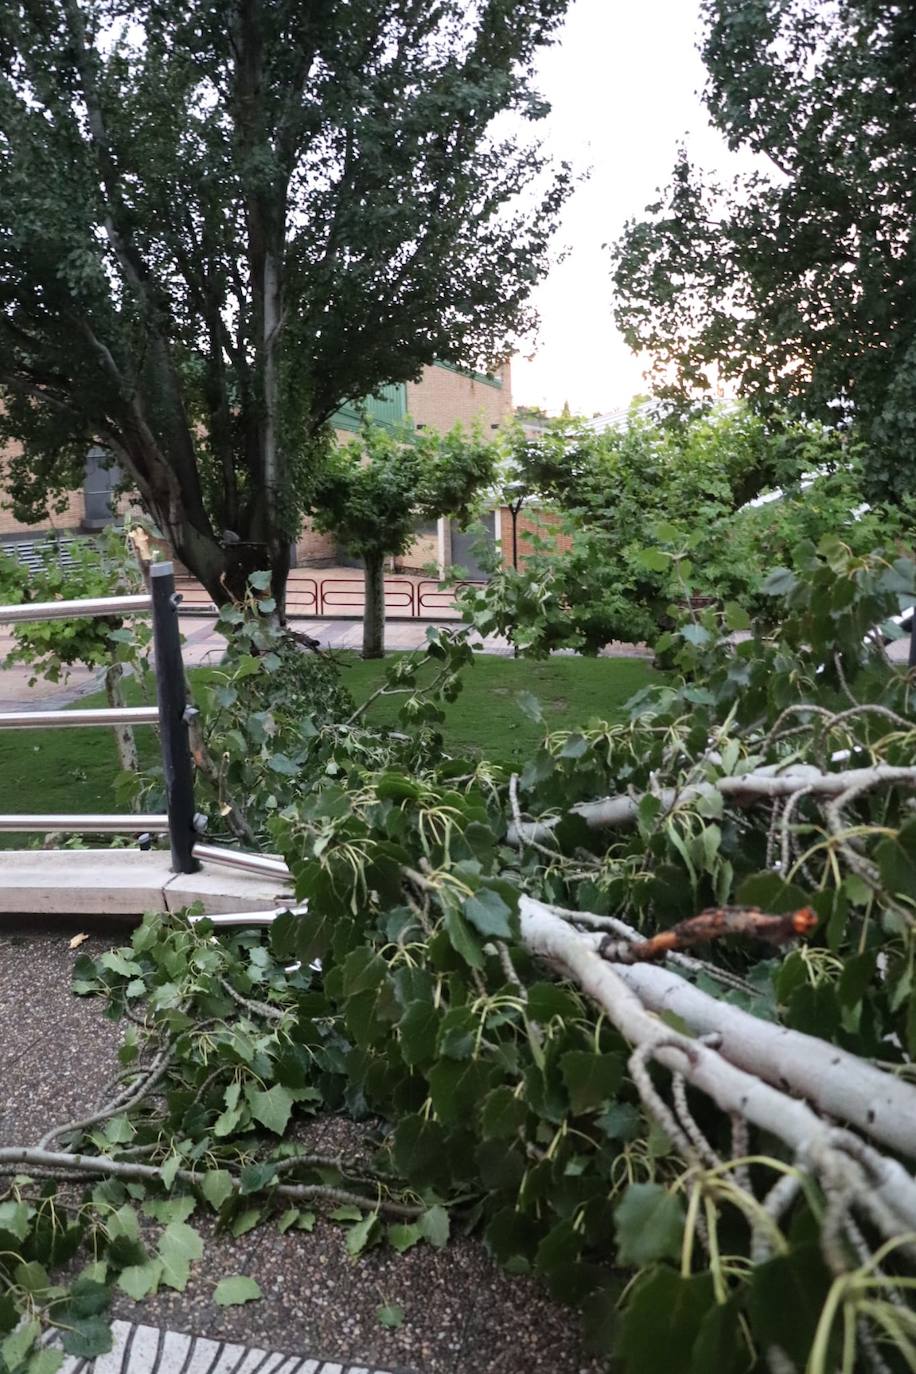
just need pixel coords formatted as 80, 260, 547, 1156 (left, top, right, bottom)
150, 562, 199, 873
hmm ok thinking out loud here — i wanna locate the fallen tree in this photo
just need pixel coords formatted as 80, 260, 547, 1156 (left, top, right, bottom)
3, 543, 916, 1373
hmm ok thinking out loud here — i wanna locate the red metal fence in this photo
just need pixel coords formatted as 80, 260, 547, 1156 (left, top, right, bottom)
175, 572, 486, 620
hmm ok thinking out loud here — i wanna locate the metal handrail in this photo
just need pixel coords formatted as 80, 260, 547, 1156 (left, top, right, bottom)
189, 905, 308, 926
0, 592, 153, 624
0, 813, 169, 832
0, 706, 160, 729
192, 841, 292, 881
0, 562, 199, 872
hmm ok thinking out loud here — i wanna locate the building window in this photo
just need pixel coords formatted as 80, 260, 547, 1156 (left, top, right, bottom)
82, 448, 121, 530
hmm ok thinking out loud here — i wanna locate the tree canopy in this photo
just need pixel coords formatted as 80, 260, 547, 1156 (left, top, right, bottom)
0, 0, 570, 608
612, 0, 916, 503
310, 421, 496, 656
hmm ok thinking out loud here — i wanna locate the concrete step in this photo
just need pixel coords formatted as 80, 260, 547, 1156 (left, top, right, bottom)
0, 849, 293, 920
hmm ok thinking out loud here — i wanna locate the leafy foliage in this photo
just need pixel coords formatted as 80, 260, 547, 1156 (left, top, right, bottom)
193, 579, 475, 840
460, 407, 915, 652
3, 546, 916, 1372
309, 420, 498, 655
612, 0, 916, 503
3, 530, 149, 684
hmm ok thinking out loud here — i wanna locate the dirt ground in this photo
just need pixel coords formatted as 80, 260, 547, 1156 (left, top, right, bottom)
0, 920, 604, 1374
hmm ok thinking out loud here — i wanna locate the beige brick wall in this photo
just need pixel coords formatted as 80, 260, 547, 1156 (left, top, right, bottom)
396, 530, 439, 574
294, 524, 338, 565
406, 362, 512, 434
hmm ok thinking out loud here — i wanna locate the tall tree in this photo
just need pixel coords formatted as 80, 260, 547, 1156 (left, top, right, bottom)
612, 0, 916, 503
0, 0, 570, 613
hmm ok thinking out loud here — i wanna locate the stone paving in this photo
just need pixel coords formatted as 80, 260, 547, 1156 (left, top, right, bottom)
0, 923, 604, 1374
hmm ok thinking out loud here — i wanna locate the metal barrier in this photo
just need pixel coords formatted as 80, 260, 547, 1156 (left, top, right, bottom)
317, 576, 417, 617
416, 578, 484, 617
285, 577, 319, 615
171, 571, 484, 621
0, 562, 200, 871
0, 559, 301, 910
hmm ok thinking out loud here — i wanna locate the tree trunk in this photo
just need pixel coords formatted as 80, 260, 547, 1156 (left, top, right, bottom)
363, 553, 385, 659
104, 662, 140, 810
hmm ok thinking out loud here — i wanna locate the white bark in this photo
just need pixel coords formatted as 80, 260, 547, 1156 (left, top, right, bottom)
606, 946, 916, 1159
509, 763, 916, 844
519, 896, 916, 1229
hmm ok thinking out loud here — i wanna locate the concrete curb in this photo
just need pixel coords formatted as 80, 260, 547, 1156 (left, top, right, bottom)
0, 850, 292, 918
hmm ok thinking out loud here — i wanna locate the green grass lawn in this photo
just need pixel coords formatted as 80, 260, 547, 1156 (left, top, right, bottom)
0, 652, 657, 839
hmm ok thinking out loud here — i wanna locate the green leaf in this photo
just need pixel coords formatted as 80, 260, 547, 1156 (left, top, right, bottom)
614, 1184, 685, 1266
346, 1213, 381, 1257
66, 1277, 112, 1319
157, 1221, 203, 1292
690, 1299, 743, 1374
100, 951, 142, 978
652, 521, 681, 544
60, 1317, 113, 1361
560, 1050, 623, 1114
634, 547, 671, 572
463, 888, 513, 938
214, 1276, 262, 1307
418, 1205, 450, 1249
596, 1102, 641, 1141
761, 567, 797, 596
230, 1208, 263, 1238
3, 1321, 40, 1371
392, 1115, 450, 1189
443, 907, 484, 968
735, 870, 810, 914
200, 1170, 235, 1212
723, 600, 751, 631
398, 1000, 440, 1067
479, 1086, 528, 1140
26, 1348, 65, 1374
515, 691, 543, 723
387, 1223, 422, 1253
377, 1303, 404, 1329
525, 982, 582, 1022
747, 1246, 834, 1367
618, 1268, 715, 1374
247, 1084, 294, 1135
14, 1263, 49, 1295
267, 753, 299, 777
786, 982, 841, 1040
142, 1195, 195, 1225
0, 1202, 30, 1242
117, 1262, 162, 1301
876, 818, 916, 901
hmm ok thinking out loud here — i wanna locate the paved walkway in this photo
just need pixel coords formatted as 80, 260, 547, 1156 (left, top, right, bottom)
0, 924, 602, 1374
0, 612, 651, 710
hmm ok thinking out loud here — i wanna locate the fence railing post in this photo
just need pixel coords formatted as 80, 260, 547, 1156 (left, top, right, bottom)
150, 562, 199, 873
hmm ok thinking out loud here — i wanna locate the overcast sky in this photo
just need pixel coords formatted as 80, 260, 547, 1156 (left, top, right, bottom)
511, 0, 748, 418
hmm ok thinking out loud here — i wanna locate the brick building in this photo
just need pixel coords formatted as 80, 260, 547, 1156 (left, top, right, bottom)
0, 360, 513, 578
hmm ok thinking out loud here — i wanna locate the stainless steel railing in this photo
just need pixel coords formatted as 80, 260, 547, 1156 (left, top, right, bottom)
0, 562, 198, 871
0, 563, 296, 891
